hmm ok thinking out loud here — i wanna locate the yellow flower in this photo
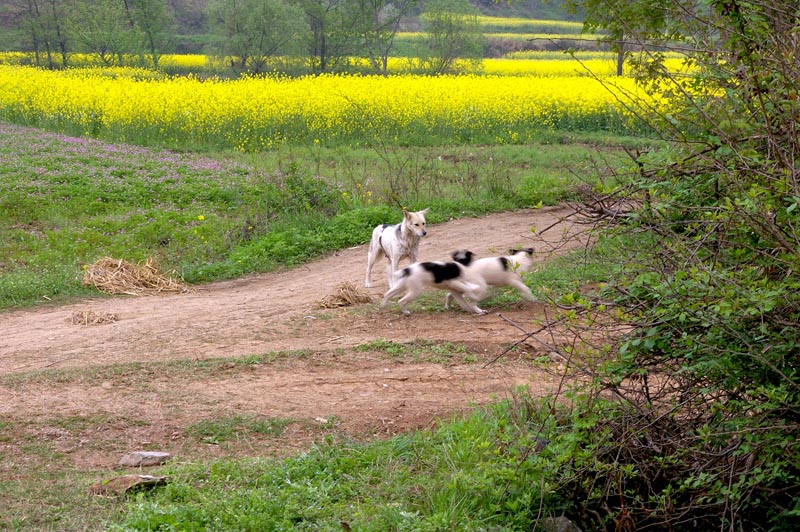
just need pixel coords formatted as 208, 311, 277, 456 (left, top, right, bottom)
0, 64, 671, 150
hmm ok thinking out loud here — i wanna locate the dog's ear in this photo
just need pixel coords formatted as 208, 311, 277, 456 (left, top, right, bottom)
509, 247, 534, 256
420, 208, 429, 215
452, 249, 474, 266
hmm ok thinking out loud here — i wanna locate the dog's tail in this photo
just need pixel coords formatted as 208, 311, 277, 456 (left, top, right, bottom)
392, 267, 411, 283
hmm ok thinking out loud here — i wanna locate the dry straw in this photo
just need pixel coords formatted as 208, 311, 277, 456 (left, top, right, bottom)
318, 281, 373, 308
83, 257, 191, 296
69, 309, 119, 325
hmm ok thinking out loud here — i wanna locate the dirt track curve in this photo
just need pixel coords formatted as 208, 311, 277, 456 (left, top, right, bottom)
0, 206, 584, 464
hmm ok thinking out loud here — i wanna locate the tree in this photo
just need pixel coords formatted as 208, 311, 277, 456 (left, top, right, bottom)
15, 0, 71, 68
207, 0, 306, 74
418, 0, 484, 74
68, 0, 137, 65
294, 0, 362, 74
544, 0, 800, 529
127, 0, 172, 68
350, 0, 417, 76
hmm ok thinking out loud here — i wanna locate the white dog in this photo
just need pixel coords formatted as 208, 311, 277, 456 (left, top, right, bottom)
365, 208, 428, 288
444, 248, 536, 308
381, 250, 487, 315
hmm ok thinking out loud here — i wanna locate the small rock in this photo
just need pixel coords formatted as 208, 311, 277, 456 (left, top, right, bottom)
90, 474, 167, 496
118, 451, 171, 467
535, 516, 582, 532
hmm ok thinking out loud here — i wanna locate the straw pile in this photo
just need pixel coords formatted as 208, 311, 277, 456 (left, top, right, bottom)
83, 257, 190, 296
318, 281, 373, 308
69, 309, 119, 325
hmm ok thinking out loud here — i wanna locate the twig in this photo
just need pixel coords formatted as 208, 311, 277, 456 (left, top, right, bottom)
484, 313, 567, 368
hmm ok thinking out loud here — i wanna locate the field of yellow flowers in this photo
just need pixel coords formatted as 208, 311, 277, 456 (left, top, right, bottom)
0, 61, 664, 151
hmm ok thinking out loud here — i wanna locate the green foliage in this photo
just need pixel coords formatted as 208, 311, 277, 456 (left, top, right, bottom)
2, 0, 580, 73
67, 0, 140, 65
348, 0, 419, 75
128, 0, 172, 68
206, 0, 306, 74
113, 396, 565, 531
417, 0, 486, 74
543, 0, 800, 529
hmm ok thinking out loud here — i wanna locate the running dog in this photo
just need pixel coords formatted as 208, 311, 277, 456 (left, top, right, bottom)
444, 248, 536, 308
365, 208, 429, 288
381, 250, 487, 315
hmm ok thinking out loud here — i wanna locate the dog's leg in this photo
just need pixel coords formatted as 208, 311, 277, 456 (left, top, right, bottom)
365, 242, 381, 288
387, 256, 402, 289
449, 291, 486, 315
365, 255, 374, 288
397, 286, 423, 315
382, 275, 419, 315
444, 292, 454, 309
460, 279, 487, 303
508, 279, 536, 301
447, 280, 486, 314
381, 278, 403, 304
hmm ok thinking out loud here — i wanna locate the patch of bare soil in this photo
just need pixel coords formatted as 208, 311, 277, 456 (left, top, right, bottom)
0, 206, 584, 469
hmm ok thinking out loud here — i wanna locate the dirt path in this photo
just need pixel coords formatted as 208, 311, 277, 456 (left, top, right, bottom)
0, 206, 583, 466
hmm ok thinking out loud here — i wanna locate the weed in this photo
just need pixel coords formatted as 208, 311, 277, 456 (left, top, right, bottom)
355, 338, 475, 363
185, 414, 294, 444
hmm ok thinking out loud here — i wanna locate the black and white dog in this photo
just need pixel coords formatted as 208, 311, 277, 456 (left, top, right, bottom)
365, 208, 428, 289
381, 250, 487, 315
444, 248, 536, 308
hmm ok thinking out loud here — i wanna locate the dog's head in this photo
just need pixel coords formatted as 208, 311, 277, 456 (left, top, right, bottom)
509, 247, 535, 271
403, 209, 428, 238
451, 249, 475, 266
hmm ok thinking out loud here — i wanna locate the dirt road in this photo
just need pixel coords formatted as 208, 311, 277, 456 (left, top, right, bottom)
0, 206, 583, 465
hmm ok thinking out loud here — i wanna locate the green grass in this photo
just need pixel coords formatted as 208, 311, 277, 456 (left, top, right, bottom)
354, 338, 477, 363
1, 466, 123, 531
111, 395, 564, 532
186, 414, 295, 444
0, 122, 643, 310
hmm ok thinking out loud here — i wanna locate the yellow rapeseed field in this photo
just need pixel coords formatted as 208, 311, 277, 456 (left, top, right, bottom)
0, 65, 664, 150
